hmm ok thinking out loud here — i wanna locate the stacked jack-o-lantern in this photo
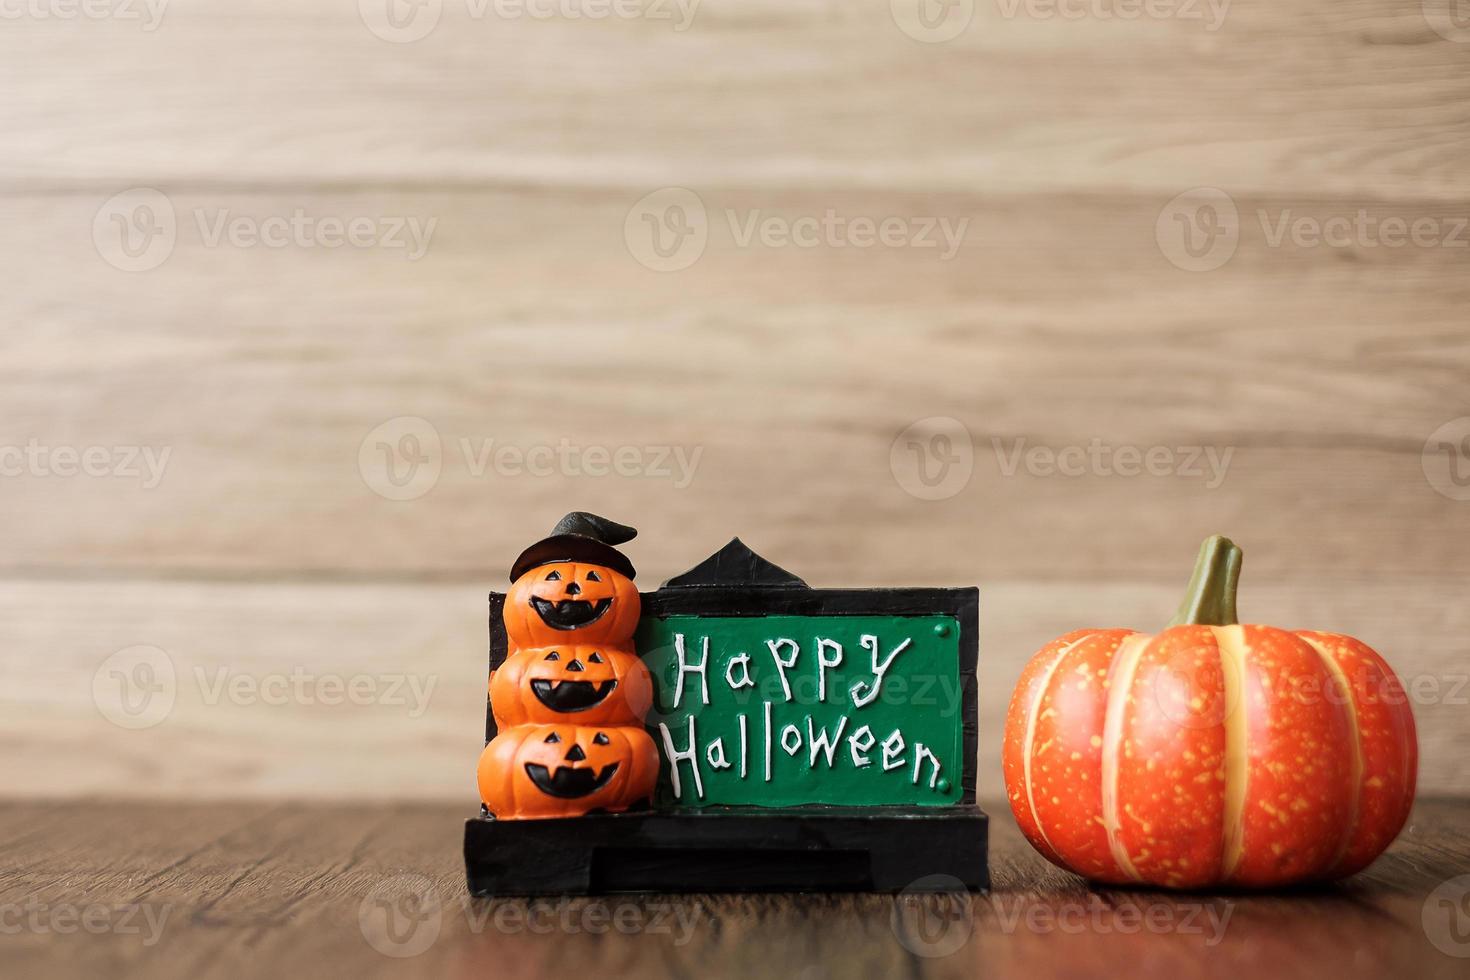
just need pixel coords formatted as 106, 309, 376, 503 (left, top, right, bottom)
477, 513, 659, 819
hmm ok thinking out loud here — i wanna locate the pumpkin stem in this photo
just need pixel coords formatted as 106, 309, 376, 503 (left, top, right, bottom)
1167, 535, 1242, 628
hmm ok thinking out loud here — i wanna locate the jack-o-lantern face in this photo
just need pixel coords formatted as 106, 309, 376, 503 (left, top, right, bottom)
503, 561, 640, 648
477, 723, 658, 819
491, 644, 653, 728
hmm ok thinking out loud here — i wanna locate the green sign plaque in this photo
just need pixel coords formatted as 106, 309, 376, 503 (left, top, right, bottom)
637, 614, 965, 808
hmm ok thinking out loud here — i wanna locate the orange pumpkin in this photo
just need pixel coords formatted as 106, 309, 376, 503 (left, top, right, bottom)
477, 723, 659, 819
503, 561, 640, 649
1003, 536, 1417, 888
490, 644, 653, 728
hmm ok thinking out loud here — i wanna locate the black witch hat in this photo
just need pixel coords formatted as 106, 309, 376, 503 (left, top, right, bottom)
509, 512, 638, 582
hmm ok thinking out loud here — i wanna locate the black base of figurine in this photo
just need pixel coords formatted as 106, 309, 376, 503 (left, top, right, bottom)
464, 807, 988, 895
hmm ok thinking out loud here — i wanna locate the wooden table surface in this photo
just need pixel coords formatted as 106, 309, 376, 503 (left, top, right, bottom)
5, 797, 1469, 979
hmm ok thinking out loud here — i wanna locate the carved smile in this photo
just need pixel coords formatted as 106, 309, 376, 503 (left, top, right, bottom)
524, 762, 619, 798
530, 597, 613, 630
529, 679, 618, 712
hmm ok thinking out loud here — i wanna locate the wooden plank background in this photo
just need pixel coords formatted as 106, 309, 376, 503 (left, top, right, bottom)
1, 0, 1467, 801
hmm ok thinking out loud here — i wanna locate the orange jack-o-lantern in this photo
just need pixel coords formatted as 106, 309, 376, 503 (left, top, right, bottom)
503, 561, 640, 648
477, 723, 658, 819
491, 644, 653, 728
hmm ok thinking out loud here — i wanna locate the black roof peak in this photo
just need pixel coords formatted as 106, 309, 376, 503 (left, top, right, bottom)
661, 538, 808, 589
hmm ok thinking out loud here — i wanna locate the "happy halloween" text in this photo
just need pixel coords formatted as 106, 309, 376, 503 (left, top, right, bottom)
655, 632, 951, 801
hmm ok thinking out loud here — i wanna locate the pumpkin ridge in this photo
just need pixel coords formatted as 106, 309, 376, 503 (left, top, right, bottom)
1101, 631, 1152, 883
1212, 624, 1251, 883
1297, 632, 1365, 877
1020, 630, 1096, 862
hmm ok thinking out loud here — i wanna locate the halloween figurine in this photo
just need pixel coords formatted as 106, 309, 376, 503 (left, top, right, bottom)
477, 512, 658, 819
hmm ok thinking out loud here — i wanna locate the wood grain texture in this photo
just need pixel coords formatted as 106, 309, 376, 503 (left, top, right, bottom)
3, 797, 1469, 979
1, 1, 1466, 195
1, 185, 1468, 582
0, 0, 1467, 804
